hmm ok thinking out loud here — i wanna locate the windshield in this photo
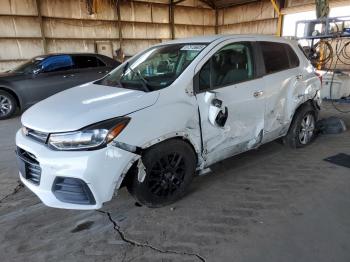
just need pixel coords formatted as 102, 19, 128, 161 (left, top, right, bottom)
12, 57, 45, 74
97, 43, 207, 91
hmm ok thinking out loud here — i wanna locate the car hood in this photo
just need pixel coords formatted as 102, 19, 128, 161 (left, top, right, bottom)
0, 71, 18, 77
21, 83, 160, 132
0, 71, 22, 82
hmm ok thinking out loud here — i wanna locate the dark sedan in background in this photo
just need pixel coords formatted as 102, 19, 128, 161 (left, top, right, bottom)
0, 53, 120, 119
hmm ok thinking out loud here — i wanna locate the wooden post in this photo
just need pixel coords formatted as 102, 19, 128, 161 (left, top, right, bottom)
215, 8, 218, 34
116, 0, 123, 48
35, 0, 47, 54
169, 0, 175, 40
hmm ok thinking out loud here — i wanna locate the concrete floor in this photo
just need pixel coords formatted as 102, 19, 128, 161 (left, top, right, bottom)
0, 102, 350, 262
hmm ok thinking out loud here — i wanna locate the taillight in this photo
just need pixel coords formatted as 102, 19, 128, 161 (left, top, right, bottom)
315, 72, 323, 85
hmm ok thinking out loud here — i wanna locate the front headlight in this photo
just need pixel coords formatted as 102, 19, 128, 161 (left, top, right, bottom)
48, 117, 130, 151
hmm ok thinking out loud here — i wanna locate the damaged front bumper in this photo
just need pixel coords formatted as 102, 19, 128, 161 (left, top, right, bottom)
15, 130, 138, 210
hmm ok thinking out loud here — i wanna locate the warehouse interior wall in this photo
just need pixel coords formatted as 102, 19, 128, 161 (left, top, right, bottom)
0, 0, 215, 72
217, 0, 277, 35
1, 0, 349, 72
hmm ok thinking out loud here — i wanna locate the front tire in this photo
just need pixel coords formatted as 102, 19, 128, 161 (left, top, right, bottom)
284, 103, 317, 148
0, 90, 16, 120
127, 139, 196, 208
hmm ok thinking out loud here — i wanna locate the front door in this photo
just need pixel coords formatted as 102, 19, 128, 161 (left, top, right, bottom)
22, 55, 78, 107
194, 40, 265, 166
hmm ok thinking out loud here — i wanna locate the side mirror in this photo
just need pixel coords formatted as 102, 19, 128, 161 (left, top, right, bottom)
32, 65, 43, 75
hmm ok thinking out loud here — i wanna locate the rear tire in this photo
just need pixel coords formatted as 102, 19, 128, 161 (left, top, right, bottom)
127, 139, 196, 208
0, 90, 16, 120
283, 103, 317, 148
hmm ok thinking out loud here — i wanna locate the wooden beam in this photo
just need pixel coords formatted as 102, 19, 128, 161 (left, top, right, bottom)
173, 0, 185, 5
200, 0, 216, 9
35, 0, 47, 54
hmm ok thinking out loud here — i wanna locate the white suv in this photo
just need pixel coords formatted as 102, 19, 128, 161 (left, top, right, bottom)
16, 35, 322, 209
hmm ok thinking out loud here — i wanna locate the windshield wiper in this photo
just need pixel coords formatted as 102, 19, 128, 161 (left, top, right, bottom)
120, 62, 150, 92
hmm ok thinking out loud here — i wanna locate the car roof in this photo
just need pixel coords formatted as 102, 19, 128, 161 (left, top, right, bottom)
158, 34, 296, 45
33, 53, 106, 59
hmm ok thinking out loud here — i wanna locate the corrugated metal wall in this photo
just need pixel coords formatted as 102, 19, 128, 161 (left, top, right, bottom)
1, 0, 348, 72
0, 0, 215, 72
218, 0, 277, 35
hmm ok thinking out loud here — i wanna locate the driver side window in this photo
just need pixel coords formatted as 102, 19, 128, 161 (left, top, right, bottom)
41, 55, 73, 73
199, 42, 255, 91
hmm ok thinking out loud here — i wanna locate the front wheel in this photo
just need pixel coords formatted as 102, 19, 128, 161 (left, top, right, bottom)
127, 139, 196, 207
284, 104, 317, 148
0, 90, 16, 120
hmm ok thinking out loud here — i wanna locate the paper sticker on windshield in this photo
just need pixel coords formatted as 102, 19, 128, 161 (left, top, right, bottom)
181, 45, 206, 51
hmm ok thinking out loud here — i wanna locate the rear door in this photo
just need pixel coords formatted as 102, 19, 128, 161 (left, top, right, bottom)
70, 55, 110, 84
258, 41, 305, 142
194, 39, 266, 165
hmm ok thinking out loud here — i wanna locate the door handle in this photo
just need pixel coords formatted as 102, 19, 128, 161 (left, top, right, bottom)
296, 74, 303, 80
253, 91, 264, 98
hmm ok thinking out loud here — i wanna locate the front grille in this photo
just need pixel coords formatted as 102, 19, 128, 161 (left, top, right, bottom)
16, 147, 42, 185
24, 127, 48, 144
52, 177, 96, 205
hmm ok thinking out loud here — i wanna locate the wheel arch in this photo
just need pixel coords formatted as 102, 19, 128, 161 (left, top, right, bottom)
293, 99, 319, 121
119, 135, 200, 189
0, 86, 21, 110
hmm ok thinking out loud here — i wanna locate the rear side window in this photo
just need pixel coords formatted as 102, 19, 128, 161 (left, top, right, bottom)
260, 42, 290, 74
41, 55, 73, 72
72, 56, 105, 69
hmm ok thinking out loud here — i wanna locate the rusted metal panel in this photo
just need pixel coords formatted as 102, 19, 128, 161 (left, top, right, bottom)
219, 0, 275, 25
43, 18, 118, 39
47, 39, 95, 53
0, 16, 41, 37
0, 0, 37, 15
177, 0, 213, 8
120, 1, 154, 23
0, 39, 43, 60
219, 18, 277, 35
121, 39, 161, 56
174, 5, 215, 25
121, 22, 170, 39
175, 24, 215, 38
40, 0, 117, 20
152, 4, 169, 23
0, 60, 23, 72
285, 0, 314, 8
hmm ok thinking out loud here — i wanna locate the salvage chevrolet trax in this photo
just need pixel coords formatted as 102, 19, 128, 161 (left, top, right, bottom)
16, 35, 322, 209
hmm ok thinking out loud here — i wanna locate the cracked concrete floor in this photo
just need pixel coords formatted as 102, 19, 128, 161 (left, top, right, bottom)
1, 102, 350, 262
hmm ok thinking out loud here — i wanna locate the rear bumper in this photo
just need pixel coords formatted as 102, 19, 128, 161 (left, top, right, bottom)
16, 129, 138, 210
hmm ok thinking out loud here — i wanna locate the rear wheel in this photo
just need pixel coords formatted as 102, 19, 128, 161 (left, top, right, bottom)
127, 139, 196, 207
284, 103, 317, 148
0, 90, 16, 120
